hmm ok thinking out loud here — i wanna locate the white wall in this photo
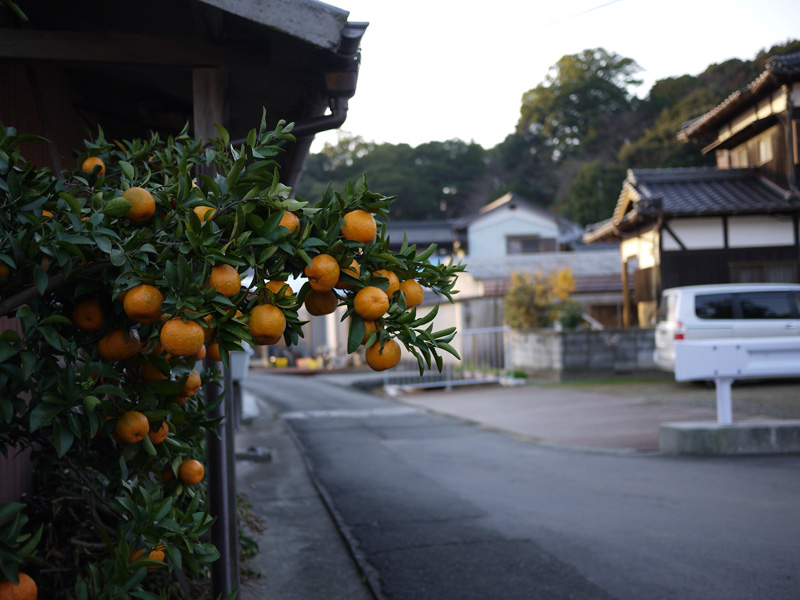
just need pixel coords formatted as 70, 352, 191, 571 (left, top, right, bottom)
662, 218, 725, 251
467, 206, 559, 258
728, 215, 795, 247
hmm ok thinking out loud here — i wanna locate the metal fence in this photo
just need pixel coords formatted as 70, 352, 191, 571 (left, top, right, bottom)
384, 326, 510, 391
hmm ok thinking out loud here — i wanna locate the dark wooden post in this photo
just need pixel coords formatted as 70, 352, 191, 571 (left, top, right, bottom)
193, 66, 239, 597
621, 257, 632, 327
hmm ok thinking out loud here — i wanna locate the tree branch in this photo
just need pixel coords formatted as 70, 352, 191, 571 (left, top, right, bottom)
0, 260, 111, 318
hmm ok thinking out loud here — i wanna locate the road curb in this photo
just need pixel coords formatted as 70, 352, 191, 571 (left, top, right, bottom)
282, 419, 387, 600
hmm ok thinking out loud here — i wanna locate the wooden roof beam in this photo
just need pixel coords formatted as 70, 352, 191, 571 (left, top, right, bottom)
0, 30, 269, 67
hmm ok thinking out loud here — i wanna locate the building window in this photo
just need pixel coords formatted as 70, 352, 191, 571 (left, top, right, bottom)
758, 136, 773, 166
506, 236, 556, 254
730, 261, 797, 283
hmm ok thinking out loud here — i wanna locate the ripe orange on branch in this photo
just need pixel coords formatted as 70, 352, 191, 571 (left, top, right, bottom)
0, 572, 37, 600
129, 543, 166, 569
304, 289, 338, 316
262, 280, 295, 302
374, 269, 400, 298
278, 211, 300, 235
400, 279, 425, 308
123, 284, 164, 324
341, 209, 376, 244
122, 187, 156, 223
304, 254, 340, 292
81, 156, 106, 176
98, 329, 140, 361
115, 410, 150, 444
72, 297, 105, 331
148, 421, 169, 445
204, 264, 241, 297
354, 286, 389, 320
335, 259, 361, 290
160, 318, 205, 357
179, 459, 205, 485
249, 304, 286, 345
366, 338, 402, 371
193, 205, 216, 223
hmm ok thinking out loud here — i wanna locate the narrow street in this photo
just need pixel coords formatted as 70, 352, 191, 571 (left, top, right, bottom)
240, 373, 800, 600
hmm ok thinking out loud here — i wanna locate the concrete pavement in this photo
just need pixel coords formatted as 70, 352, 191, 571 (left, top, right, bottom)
234, 371, 800, 597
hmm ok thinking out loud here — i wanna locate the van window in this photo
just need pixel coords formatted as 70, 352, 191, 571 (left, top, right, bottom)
658, 294, 677, 322
695, 294, 733, 319
738, 292, 795, 319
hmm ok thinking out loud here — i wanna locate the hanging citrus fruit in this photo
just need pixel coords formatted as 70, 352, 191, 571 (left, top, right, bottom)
115, 410, 150, 444
81, 156, 106, 176
204, 264, 241, 297
249, 304, 286, 345
98, 329, 140, 362
354, 286, 390, 320
122, 187, 156, 223
304, 254, 340, 291
123, 284, 164, 324
72, 297, 105, 331
341, 209, 376, 243
160, 318, 204, 357
335, 258, 361, 290
179, 459, 205, 485
365, 338, 402, 371
373, 269, 400, 298
304, 289, 338, 316
278, 211, 300, 235
400, 279, 425, 308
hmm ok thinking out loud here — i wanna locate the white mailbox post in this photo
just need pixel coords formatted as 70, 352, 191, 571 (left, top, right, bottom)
674, 337, 800, 425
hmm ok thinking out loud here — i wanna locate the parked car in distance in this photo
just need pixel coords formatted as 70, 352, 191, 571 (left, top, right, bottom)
654, 283, 800, 371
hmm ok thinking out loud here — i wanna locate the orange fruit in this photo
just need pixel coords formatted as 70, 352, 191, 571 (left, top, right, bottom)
115, 410, 150, 444
262, 280, 295, 303
123, 284, 164, 324
304, 289, 338, 316
362, 320, 378, 344
41, 209, 53, 218
341, 209, 376, 244
195, 344, 207, 360
204, 264, 240, 297
249, 304, 286, 345
148, 421, 169, 445
81, 156, 106, 176
178, 459, 205, 485
400, 279, 425, 308
0, 572, 37, 600
335, 259, 361, 290
140, 362, 168, 382
129, 543, 166, 569
354, 286, 390, 320
207, 342, 223, 362
304, 254, 340, 292
122, 187, 156, 223
374, 269, 400, 298
0, 263, 9, 279
72, 298, 105, 331
365, 338, 402, 371
99, 329, 140, 362
160, 318, 204, 357
278, 211, 300, 235
180, 371, 202, 398
193, 205, 216, 223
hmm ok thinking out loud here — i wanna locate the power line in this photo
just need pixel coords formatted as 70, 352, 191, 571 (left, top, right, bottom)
532, 0, 624, 32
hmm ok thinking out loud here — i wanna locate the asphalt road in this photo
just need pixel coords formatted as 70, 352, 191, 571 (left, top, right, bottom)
241, 373, 800, 600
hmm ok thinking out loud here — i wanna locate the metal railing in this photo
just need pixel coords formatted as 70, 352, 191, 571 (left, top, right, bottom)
384, 326, 510, 391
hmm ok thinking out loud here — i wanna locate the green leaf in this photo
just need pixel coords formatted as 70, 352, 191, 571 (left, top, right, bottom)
0, 503, 24, 522
0, 340, 18, 363
39, 315, 72, 327
32, 265, 48, 295
141, 434, 157, 457
103, 197, 132, 217
53, 419, 74, 457
347, 316, 365, 354
29, 402, 62, 431
36, 325, 62, 350
118, 161, 135, 180
213, 123, 230, 147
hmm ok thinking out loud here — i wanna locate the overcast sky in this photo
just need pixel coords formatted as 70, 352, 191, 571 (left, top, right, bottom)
311, 0, 800, 152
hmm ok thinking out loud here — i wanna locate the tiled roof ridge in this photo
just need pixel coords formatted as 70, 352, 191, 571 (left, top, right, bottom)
679, 51, 800, 141
630, 167, 754, 183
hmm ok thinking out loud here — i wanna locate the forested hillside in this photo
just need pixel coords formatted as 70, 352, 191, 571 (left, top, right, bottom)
296, 40, 800, 225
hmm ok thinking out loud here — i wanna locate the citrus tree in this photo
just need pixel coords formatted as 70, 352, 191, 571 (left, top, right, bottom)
0, 111, 463, 599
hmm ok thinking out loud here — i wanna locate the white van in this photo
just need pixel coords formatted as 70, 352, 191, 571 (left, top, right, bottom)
654, 283, 800, 371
